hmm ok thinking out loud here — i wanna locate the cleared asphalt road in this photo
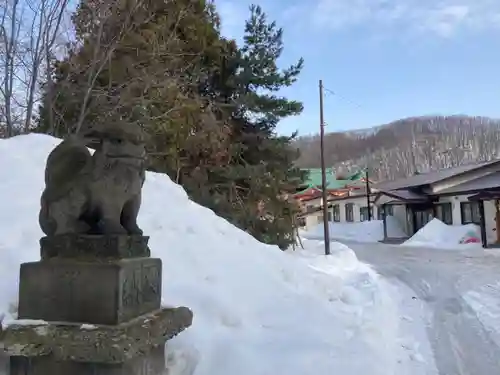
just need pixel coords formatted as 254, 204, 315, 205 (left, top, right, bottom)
348, 242, 500, 375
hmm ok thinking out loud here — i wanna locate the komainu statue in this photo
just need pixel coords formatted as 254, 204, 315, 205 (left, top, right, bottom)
39, 125, 147, 236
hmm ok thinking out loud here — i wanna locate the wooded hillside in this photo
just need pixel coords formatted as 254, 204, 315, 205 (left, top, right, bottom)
294, 115, 500, 181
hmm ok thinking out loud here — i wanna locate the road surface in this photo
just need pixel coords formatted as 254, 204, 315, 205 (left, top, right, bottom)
348, 242, 500, 375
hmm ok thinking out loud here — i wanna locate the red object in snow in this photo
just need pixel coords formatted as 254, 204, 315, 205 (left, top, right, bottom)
463, 237, 481, 244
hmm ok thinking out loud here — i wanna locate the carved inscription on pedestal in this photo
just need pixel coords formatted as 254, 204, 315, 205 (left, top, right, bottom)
143, 263, 160, 304
121, 259, 161, 317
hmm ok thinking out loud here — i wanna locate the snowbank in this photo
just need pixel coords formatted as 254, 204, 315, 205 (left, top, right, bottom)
0, 134, 422, 375
302, 218, 406, 243
402, 218, 482, 250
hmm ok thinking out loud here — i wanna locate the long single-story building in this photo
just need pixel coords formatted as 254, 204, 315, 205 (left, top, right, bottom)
298, 160, 500, 248
371, 159, 500, 247
321, 159, 500, 247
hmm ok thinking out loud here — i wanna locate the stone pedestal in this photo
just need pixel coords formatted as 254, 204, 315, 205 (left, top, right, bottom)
1, 235, 193, 375
9, 346, 166, 375
39, 234, 151, 260
3, 308, 192, 375
19, 257, 162, 325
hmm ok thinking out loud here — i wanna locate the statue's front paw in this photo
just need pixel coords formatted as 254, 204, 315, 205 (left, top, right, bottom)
100, 220, 128, 235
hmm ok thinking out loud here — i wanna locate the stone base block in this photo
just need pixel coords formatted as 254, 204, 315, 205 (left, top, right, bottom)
18, 258, 162, 325
2, 308, 193, 375
40, 235, 150, 260
9, 346, 165, 375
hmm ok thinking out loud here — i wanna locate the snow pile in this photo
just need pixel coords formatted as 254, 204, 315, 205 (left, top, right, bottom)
303, 218, 406, 243
402, 218, 482, 250
0, 134, 427, 375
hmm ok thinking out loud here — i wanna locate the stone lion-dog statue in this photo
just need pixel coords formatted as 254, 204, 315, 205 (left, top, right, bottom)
39, 125, 147, 236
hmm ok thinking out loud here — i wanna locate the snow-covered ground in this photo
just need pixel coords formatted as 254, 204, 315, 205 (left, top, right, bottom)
303, 217, 483, 250
302, 218, 406, 243
301, 217, 500, 374
463, 282, 500, 348
386, 280, 436, 375
348, 241, 500, 375
0, 134, 435, 375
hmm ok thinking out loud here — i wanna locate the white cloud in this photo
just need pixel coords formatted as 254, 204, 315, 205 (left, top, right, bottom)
310, 0, 500, 37
420, 5, 470, 37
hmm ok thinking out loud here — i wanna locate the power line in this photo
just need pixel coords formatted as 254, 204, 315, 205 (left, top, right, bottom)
322, 86, 363, 109
320, 83, 372, 224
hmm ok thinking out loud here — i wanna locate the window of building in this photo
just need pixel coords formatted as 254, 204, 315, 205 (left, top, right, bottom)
378, 204, 393, 219
332, 205, 340, 222
360, 206, 369, 222
435, 203, 453, 225
345, 203, 354, 222
297, 217, 306, 228
414, 209, 433, 231
305, 204, 315, 213
461, 202, 481, 225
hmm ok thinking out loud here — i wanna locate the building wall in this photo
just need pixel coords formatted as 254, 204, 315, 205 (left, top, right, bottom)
299, 197, 325, 232
437, 195, 497, 243
331, 196, 369, 223
484, 201, 497, 243
339, 201, 347, 222
302, 197, 322, 212
436, 195, 463, 227
317, 191, 500, 244
304, 211, 323, 231
328, 192, 499, 244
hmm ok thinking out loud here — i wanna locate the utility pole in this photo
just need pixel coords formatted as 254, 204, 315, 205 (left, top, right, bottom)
365, 167, 372, 220
319, 80, 330, 255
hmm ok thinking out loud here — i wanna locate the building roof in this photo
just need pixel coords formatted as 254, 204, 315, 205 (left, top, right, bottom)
373, 159, 500, 191
436, 171, 500, 195
468, 190, 500, 201
296, 168, 367, 195
374, 189, 430, 204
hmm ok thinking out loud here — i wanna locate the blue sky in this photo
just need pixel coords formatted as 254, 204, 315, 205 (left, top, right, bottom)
215, 0, 500, 136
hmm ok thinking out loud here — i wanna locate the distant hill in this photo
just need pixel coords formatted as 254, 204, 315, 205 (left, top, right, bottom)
294, 115, 500, 181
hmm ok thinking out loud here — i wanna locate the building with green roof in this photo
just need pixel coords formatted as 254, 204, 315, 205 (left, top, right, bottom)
295, 168, 367, 196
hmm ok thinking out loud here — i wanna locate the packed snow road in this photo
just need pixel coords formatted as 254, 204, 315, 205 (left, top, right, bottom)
348, 242, 500, 375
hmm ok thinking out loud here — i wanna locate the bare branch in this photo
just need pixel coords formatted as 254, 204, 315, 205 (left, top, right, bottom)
0, 0, 71, 136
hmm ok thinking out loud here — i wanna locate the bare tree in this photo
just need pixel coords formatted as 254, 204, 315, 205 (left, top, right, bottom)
0, 0, 70, 137
54, 0, 208, 137
295, 115, 500, 181
0, 0, 22, 137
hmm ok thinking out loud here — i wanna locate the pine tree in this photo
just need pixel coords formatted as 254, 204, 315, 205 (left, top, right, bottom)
209, 5, 307, 249
35, 1, 306, 250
